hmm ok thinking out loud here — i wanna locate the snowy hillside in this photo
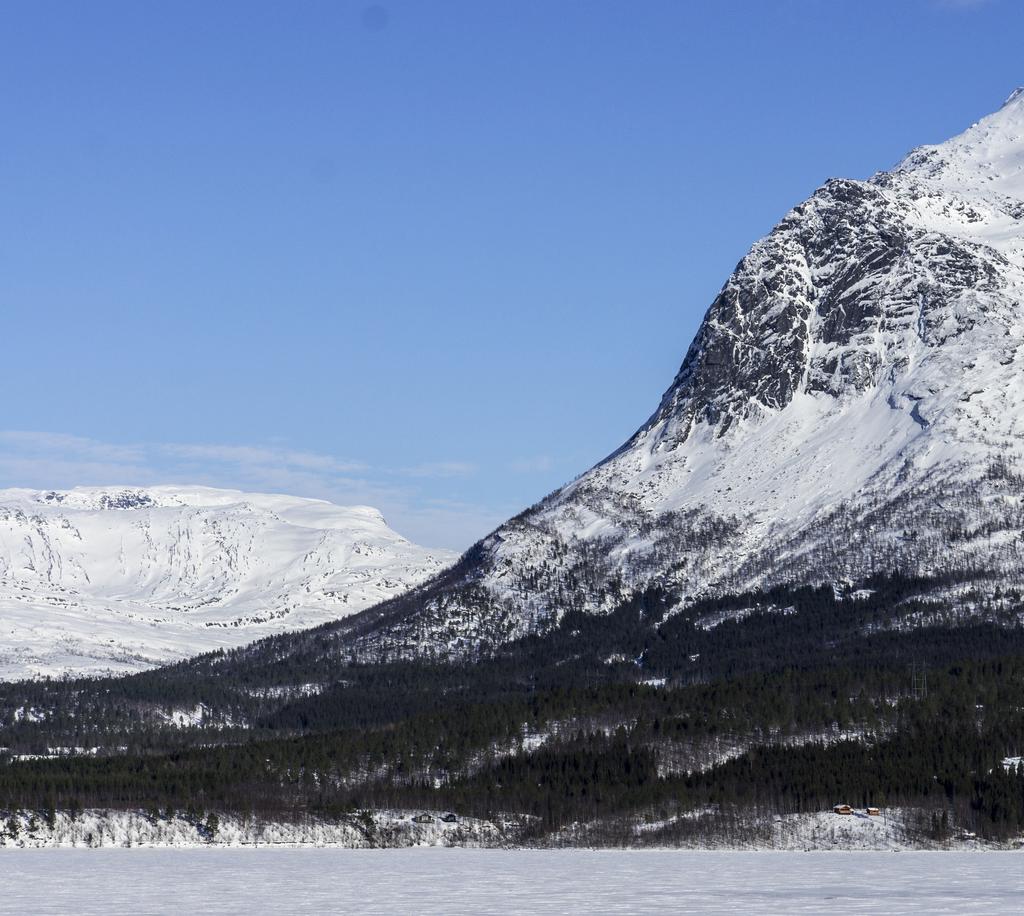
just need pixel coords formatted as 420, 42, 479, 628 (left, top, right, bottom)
341, 89, 1024, 659
0, 486, 453, 679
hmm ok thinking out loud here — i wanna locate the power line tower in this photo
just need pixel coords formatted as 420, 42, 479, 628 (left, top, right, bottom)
911, 660, 928, 701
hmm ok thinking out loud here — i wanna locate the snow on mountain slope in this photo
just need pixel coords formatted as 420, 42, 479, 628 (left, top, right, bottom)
0, 486, 454, 679
341, 89, 1024, 659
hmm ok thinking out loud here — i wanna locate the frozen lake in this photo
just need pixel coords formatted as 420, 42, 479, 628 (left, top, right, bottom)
1, 848, 1021, 914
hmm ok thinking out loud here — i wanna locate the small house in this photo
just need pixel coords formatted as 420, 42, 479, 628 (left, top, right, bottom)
833, 804, 853, 815
866, 807, 881, 816
412, 813, 434, 824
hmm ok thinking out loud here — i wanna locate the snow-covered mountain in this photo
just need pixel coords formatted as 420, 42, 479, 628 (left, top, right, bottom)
8, 91, 1024, 676
0, 486, 453, 679
342, 89, 1024, 660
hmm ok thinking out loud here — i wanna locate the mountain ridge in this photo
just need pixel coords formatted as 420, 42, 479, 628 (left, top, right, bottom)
323, 89, 1024, 662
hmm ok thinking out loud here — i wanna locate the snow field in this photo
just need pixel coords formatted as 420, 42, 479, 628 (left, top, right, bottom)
0, 848, 1021, 915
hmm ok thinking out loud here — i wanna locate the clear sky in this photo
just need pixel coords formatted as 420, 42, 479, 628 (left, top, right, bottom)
1, 0, 1021, 549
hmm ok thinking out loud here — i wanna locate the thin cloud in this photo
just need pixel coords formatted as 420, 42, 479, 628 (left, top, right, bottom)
0, 430, 495, 550
397, 461, 477, 479
162, 443, 366, 474
0, 454, 156, 489
0, 430, 145, 463
508, 456, 554, 474
0, 432, 367, 480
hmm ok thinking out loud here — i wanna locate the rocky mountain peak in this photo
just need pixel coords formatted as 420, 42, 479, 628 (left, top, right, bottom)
325, 91, 1024, 663
630, 91, 1024, 454
895, 88, 1024, 217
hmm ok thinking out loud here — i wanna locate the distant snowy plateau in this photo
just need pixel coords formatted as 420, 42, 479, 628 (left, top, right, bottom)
0, 486, 453, 679
342, 89, 1024, 659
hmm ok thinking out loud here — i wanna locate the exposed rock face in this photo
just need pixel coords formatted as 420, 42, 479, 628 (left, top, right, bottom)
338, 90, 1024, 660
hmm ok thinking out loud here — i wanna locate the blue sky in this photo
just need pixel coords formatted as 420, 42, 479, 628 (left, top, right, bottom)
1, 0, 1020, 549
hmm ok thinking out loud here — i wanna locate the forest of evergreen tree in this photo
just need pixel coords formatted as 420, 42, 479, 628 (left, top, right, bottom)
1, 572, 1023, 844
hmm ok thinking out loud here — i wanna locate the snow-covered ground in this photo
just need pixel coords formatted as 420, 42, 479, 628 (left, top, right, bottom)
0, 486, 454, 679
0, 809, 504, 850
765, 810, 971, 852
0, 848, 1020, 915
1, 806, 1014, 852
